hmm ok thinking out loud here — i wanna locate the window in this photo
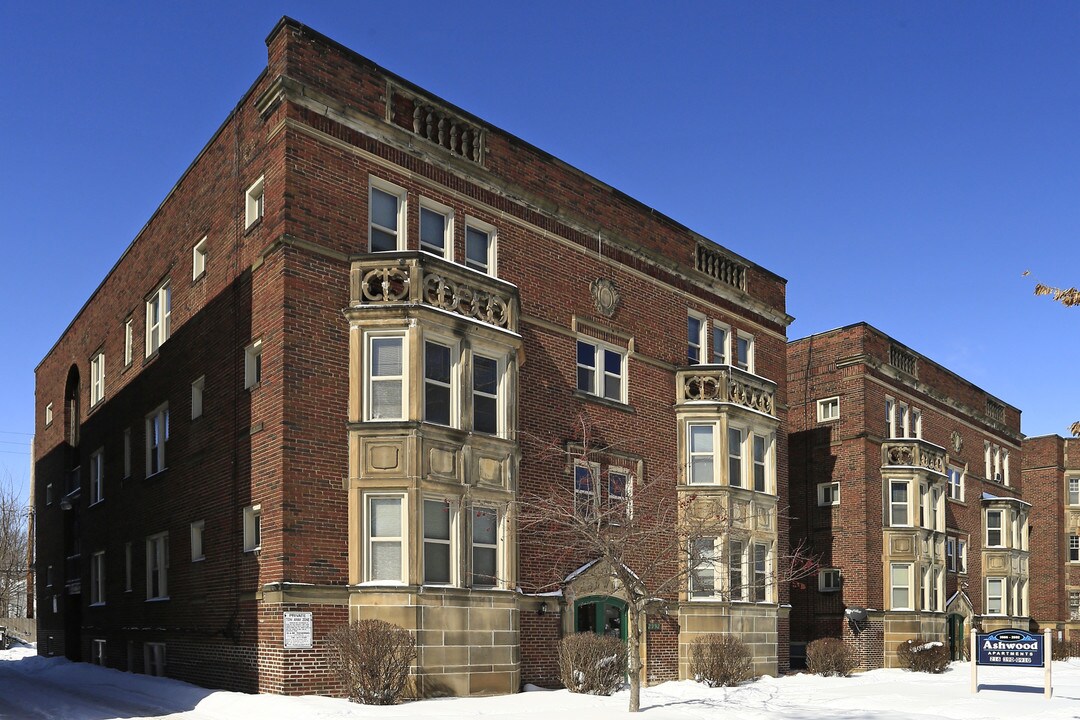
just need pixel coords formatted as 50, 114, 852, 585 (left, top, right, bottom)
947, 466, 964, 501
45, 402, 53, 426
92, 639, 106, 667
245, 176, 264, 228
889, 480, 909, 526
424, 340, 454, 426
728, 539, 745, 601
190, 521, 205, 562
817, 482, 840, 507
818, 568, 841, 593
471, 506, 499, 587
1070, 535, 1079, 563
145, 281, 171, 357
688, 424, 715, 485
728, 427, 744, 488
735, 332, 754, 372
752, 434, 768, 492
146, 532, 169, 600
144, 643, 166, 677
946, 537, 956, 572
369, 180, 405, 252
90, 551, 105, 605
89, 447, 104, 505
890, 563, 912, 610
473, 354, 500, 434
366, 495, 405, 583
957, 539, 967, 573
124, 543, 132, 592
366, 334, 405, 420
986, 578, 1005, 615
985, 509, 1003, 547
124, 318, 133, 366
192, 237, 207, 280
145, 404, 169, 476
46, 565, 53, 587
576, 339, 625, 403
90, 352, 105, 407
245, 340, 262, 389
243, 505, 262, 552
191, 376, 205, 419
817, 397, 840, 422
751, 542, 769, 602
46, 483, 53, 505
711, 322, 729, 364
574, 461, 598, 518
689, 537, 717, 599
687, 313, 706, 365
419, 199, 453, 259
1069, 478, 1080, 506
608, 468, 632, 518
423, 499, 454, 585
465, 219, 495, 275
1002, 449, 1010, 485
985, 443, 1003, 483
911, 409, 922, 439
1070, 591, 1080, 621
123, 428, 132, 479
1014, 579, 1027, 617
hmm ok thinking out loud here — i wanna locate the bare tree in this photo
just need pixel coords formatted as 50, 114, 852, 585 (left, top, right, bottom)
0, 471, 29, 618
1026, 272, 1080, 436
516, 417, 816, 712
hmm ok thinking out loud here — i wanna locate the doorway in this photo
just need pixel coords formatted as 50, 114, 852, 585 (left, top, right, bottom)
574, 596, 627, 640
947, 614, 965, 660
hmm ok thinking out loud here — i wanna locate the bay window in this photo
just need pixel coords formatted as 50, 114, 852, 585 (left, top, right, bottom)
985, 510, 1003, 547
729, 539, 745, 601
367, 495, 406, 583
367, 334, 406, 421
889, 480, 909, 526
751, 542, 769, 602
890, 563, 911, 610
728, 427, 744, 488
423, 499, 454, 585
471, 506, 499, 587
986, 577, 1005, 615
689, 537, 717, 599
424, 340, 454, 426
472, 354, 500, 434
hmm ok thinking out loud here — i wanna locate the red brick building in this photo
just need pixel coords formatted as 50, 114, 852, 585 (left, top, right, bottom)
33, 18, 792, 695
788, 323, 1029, 668
1022, 434, 1080, 638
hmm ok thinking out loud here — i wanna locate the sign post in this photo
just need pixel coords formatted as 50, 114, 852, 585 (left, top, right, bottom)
971, 628, 1052, 698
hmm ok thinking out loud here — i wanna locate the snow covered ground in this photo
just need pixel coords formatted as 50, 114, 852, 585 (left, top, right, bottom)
3, 642, 1079, 719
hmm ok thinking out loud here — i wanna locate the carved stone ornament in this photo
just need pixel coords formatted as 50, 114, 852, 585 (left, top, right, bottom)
951, 431, 963, 454
590, 278, 620, 318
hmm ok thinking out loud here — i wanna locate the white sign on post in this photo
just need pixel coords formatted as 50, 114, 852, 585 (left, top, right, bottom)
283, 611, 313, 649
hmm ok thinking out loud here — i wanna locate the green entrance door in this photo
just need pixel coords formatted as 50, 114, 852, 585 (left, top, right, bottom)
574, 596, 627, 641
947, 614, 965, 660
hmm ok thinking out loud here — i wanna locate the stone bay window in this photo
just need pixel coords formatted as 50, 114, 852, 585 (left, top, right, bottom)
346, 251, 521, 696
980, 495, 1030, 627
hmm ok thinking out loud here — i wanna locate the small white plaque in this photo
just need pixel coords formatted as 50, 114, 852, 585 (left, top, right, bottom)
283, 611, 313, 649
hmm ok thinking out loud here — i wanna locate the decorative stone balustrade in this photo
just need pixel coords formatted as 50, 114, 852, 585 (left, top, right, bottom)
881, 440, 946, 475
695, 243, 746, 291
350, 253, 518, 332
676, 365, 776, 418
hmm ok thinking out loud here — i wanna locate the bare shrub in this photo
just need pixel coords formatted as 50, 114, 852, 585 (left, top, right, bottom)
328, 619, 416, 704
1052, 639, 1080, 661
896, 638, 949, 673
806, 638, 855, 677
558, 633, 627, 695
689, 634, 753, 687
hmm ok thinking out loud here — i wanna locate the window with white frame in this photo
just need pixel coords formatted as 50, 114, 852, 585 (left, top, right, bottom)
145, 281, 171, 357
191, 376, 205, 419
688, 424, 715, 485
986, 577, 1006, 615
243, 505, 262, 552
464, 218, 496, 275
574, 461, 598, 518
1002, 449, 1010, 485
124, 542, 132, 592
728, 427, 744, 488
890, 562, 912, 610
424, 339, 454, 426
687, 312, 706, 365
123, 428, 132, 478
245, 176, 265, 229
45, 402, 53, 426
124, 318, 133, 366
146, 532, 169, 600
711, 322, 729, 364
90, 352, 105, 406
90, 550, 105, 605
192, 237, 207, 280
946, 537, 956, 572
423, 499, 454, 585
911, 408, 922, 438
244, 340, 262, 389
728, 539, 745, 601
369, 182, 405, 252
190, 520, 205, 562
1070, 591, 1080, 621
92, 639, 106, 666
419, 199, 453, 259
817, 397, 840, 422
818, 568, 841, 593
817, 481, 840, 507
752, 434, 768, 492
957, 538, 967, 573
144, 642, 166, 677
145, 404, 169, 476
947, 466, 964, 501
472, 354, 500, 434
366, 495, 405, 583
576, 338, 626, 403
1069, 477, 1080, 506
985, 442, 1003, 483
750, 542, 770, 602
366, 334, 406, 421
1070, 535, 1079, 563
471, 505, 500, 588
735, 332, 754, 372
885, 398, 915, 438
89, 447, 104, 505
889, 480, 910, 526
607, 467, 632, 518
985, 509, 1004, 547
1015, 578, 1027, 617
689, 537, 718, 599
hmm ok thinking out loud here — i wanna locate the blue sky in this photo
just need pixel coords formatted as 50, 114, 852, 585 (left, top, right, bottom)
2, 2, 1077, 501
